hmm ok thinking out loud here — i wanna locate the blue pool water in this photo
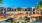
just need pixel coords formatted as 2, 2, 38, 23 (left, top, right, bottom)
31, 19, 41, 23
0, 19, 42, 23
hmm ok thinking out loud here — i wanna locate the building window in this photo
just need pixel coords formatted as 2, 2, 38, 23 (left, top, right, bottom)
7, 8, 11, 11
25, 8, 32, 11
25, 9, 27, 11
33, 12, 35, 14
33, 9, 35, 11
13, 9, 16, 11
11, 9, 13, 11
17, 9, 21, 11
0, 8, 3, 11
28, 8, 32, 11
27, 9, 30, 11
17, 8, 22, 11
0, 8, 3, 14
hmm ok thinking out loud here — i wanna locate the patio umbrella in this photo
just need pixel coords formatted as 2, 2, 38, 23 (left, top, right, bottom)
31, 14, 41, 17
0, 14, 10, 21
0, 14, 9, 16
31, 14, 41, 19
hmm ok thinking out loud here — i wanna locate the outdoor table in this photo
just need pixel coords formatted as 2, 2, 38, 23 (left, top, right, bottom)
15, 20, 27, 22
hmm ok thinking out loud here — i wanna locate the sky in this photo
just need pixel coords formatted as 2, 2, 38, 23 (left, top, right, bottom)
0, 0, 41, 8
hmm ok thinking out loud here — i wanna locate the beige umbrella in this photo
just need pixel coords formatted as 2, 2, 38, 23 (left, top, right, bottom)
31, 14, 41, 17
31, 14, 41, 19
0, 14, 9, 21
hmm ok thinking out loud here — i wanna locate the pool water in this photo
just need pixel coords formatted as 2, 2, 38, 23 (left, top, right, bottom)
31, 19, 41, 23
0, 21, 10, 23
0, 19, 41, 23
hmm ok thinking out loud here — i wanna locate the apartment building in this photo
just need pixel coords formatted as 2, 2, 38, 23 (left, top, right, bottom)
0, 7, 5, 14
6, 8, 14, 14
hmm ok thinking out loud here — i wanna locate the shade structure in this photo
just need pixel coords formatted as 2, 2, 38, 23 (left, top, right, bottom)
0, 14, 10, 21
31, 14, 41, 19
14, 13, 27, 18
0, 14, 9, 16
14, 12, 27, 20
31, 14, 41, 17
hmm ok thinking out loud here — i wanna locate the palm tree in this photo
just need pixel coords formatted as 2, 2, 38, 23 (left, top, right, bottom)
37, 0, 42, 23
36, 6, 39, 10
36, 0, 42, 10
0, 0, 3, 4
36, 0, 42, 23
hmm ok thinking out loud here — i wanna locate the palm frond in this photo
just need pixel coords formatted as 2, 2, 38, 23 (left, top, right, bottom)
38, 0, 42, 7
36, 6, 39, 10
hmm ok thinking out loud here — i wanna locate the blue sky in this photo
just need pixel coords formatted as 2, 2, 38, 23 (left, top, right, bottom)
0, 0, 40, 8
